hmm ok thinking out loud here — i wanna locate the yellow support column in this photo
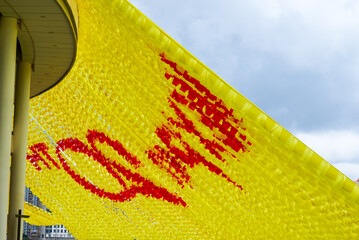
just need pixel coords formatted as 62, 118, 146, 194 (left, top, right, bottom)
0, 16, 18, 240
8, 61, 31, 240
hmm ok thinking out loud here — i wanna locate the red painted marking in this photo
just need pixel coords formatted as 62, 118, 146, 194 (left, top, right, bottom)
27, 131, 186, 207
27, 143, 61, 171
160, 53, 251, 150
147, 125, 243, 190
26, 53, 251, 206
146, 53, 250, 190
170, 80, 247, 151
167, 100, 227, 161
86, 130, 141, 168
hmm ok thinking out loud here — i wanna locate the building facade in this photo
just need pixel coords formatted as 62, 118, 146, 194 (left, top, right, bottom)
24, 187, 39, 237
24, 187, 75, 240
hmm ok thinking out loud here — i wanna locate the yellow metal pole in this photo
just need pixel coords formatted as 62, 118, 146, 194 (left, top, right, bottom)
0, 16, 18, 240
8, 61, 31, 240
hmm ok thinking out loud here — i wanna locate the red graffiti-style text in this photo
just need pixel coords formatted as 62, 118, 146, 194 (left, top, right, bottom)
27, 54, 251, 206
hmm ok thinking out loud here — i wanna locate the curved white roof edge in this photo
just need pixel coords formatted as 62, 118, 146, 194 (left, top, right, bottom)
0, 0, 78, 97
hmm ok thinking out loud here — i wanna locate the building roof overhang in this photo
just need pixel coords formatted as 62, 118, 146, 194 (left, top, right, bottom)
0, 0, 78, 98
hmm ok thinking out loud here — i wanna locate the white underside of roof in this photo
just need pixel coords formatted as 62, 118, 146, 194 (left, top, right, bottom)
0, 0, 78, 97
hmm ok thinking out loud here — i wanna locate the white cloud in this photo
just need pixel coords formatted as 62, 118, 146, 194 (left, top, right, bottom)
333, 163, 359, 181
129, 0, 359, 179
130, 0, 359, 84
295, 130, 359, 163
232, 0, 359, 72
295, 130, 359, 180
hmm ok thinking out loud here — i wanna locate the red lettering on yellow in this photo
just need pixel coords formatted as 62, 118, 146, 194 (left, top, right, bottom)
27, 143, 60, 171
26, 53, 251, 207
145, 53, 250, 190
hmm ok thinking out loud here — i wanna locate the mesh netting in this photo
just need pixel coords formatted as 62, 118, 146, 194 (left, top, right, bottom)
25, 0, 359, 239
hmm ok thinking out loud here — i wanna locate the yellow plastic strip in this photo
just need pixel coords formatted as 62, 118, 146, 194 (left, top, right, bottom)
24, 202, 60, 226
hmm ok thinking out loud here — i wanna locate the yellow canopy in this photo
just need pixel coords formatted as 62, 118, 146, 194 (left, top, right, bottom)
25, 0, 359, 239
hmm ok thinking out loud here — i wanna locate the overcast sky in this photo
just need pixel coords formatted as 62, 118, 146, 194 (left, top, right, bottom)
129, 0, 359, 180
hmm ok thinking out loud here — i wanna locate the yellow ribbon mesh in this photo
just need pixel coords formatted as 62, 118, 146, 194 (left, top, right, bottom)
24, 203, 59, 226
25, 0, 359, 239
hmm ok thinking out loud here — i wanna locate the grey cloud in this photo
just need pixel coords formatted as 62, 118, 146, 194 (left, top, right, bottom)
129, 0, 359, 133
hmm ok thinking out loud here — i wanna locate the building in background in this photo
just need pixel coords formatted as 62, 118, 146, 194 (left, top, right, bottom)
45, 225, 73, 239
24, 187, 39, 237
24, 187, 75, 240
